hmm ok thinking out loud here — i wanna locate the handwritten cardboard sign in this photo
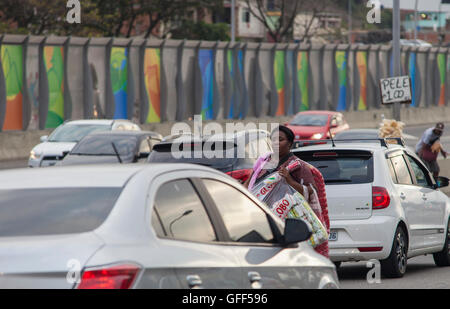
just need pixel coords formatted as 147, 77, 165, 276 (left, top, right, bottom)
380, 76, 412, 105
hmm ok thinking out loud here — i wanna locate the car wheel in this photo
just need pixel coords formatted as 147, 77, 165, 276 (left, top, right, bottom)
433, 220, 450, 267
381, 227, 408, 278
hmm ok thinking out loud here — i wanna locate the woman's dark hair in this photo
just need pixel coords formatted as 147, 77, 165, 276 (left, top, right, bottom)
272, 125, 295, 145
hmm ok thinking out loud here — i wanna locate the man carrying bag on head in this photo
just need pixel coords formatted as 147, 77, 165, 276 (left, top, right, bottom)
416, 123, 448, 178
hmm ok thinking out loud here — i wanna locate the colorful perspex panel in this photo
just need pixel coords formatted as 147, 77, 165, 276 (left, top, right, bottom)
1, 45, 23, 131
336, 51, 348, 111
44, 46, 64, 129
198, 49, 214, 120
409, 53, 417, 107
297, 52, 309, 111
356, 51, 368, 111
144, 48, 161, 123
110, 47, 128, 119
227, 50, 235, 119
437, 53, 446, 106
237, 50, 245, 119
274, 51, 285, 116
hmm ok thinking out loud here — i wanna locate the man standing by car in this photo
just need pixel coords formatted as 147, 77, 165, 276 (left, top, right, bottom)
416, 122, 448, 178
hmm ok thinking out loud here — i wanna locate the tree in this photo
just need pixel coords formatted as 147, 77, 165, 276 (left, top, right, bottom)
137, 0, 223, 39
171, 21, 230, 41
244, 0, 331, 42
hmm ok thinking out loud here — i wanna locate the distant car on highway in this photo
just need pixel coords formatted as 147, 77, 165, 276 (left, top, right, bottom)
148, 130, 273, 184
28, 119, 141, 168
286, 111, 349, 141
59, 131, 162, 166
0, 164, 339, 289
294, 139, 450, 278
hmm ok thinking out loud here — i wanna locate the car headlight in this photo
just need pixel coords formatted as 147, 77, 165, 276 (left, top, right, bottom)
311, 133, 324, 140
29, 150, 42, 160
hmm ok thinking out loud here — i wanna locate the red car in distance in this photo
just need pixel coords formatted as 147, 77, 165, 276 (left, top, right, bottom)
286, 111, 350, 141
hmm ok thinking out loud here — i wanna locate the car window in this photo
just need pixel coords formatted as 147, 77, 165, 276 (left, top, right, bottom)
151, 209, 166, 237
48, 124, 110, 143
0, 187, 122, 237
390, 155, 413, 185
246, 138, 272, 160
297, 150, 373, 185
153, 179, 216, 242
202, 179, 275, 244
71, 135, 137, 156
405, 155, 432, 188
387, 159, 398, 184
139, 139, 151, 154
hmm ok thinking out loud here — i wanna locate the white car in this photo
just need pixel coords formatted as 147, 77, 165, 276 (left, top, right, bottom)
0, 164, 338, 289
294, 139, 450, 278
28, 119, 141, 167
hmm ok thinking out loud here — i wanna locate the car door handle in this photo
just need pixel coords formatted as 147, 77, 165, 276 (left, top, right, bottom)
186, 275, 203, 289
248, 271, 263, 289
248, 271, 261, 283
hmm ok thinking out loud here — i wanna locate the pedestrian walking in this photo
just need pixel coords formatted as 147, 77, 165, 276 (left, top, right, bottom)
244, 125, 330, 258
416, 123, 448, 178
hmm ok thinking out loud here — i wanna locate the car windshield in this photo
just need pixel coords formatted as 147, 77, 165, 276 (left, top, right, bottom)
290, 114, 329, 127
149, 141, 238, 169
71, 135, 138, 156
48, 124, 111, 142
0, 187, 122, 237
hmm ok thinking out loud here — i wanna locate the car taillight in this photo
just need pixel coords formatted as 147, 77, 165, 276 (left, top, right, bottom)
372, 186, 390, 210
77, 263, 141, 289
227, 169, 252, 183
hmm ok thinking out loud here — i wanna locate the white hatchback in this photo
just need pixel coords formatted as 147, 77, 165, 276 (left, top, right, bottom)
28, 119, 141, 167
294, 140, 450, 278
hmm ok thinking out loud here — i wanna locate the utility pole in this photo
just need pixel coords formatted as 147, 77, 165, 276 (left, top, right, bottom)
231, 0, 236, 43
393, 0, 401, 121
348, 0, 352, 43
414, 0, 419, 40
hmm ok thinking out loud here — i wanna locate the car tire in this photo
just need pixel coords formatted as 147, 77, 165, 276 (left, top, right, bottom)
433, 220, 450, 267
381, 227, 408, 278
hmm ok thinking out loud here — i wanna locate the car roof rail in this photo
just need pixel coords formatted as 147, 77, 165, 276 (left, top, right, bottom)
293, 138, 406, 149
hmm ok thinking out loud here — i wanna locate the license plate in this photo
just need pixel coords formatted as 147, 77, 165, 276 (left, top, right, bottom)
329, 231, 338, 241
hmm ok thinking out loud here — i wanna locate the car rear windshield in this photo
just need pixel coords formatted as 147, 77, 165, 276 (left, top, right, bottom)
149, 141, 238, 169
71, 135, 138, 156
296, 150, 374, 185
290, 114, 329, 127
0, 187, 122, 237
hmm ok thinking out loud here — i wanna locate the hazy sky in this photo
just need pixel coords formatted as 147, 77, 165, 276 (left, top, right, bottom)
379, 0, 450, 12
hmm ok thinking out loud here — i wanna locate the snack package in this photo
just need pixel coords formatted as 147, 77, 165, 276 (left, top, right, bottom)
252, 175, 328, 248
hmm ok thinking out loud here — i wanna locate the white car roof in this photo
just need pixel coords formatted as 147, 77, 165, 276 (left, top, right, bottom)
0, 164, 220, 190
293, 142, 404, 153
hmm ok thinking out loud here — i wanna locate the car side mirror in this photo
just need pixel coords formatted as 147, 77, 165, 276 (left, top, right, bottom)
434, 176, 449, 189
138, 152, 150, 159
40, 135, 49, 143
283, 218, 312, 246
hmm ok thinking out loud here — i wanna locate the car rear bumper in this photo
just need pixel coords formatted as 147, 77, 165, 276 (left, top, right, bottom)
329, 215, 398, 262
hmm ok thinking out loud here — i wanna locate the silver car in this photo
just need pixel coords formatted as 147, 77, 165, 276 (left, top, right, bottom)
0, 164, 338, 289
29, 119, 141, 168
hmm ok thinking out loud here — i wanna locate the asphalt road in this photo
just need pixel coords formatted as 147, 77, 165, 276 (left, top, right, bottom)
0, 122, 449, 289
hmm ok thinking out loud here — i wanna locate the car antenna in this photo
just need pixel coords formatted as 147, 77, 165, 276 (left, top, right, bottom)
328, 128, 336, 148
111, 142, 123, 164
